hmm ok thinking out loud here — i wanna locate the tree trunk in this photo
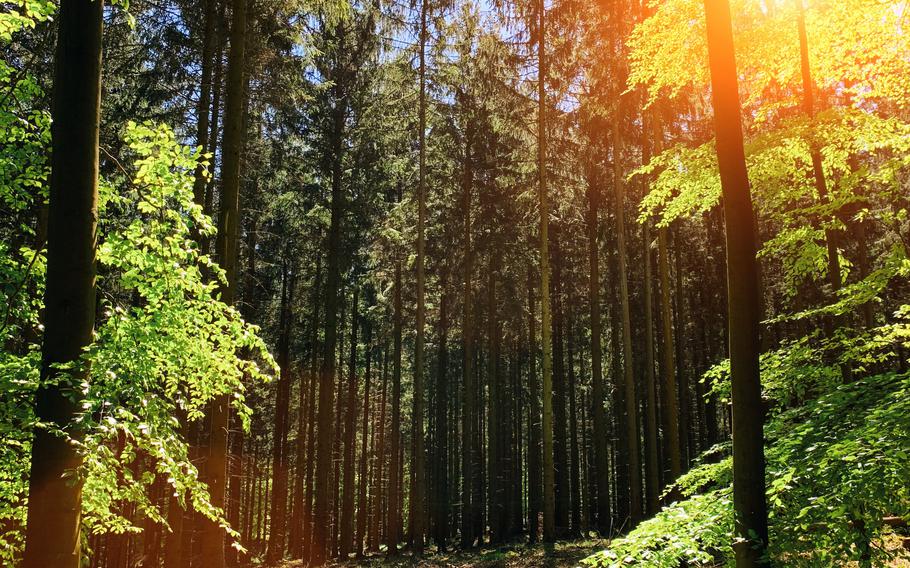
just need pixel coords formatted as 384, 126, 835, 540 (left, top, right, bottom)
311, 89, 346, 566
526, 277, 542, 543
387, 262, 403, 556
643, 219, 660, 513
537, 0, 556, 543
703, 0, 770, 564
340, 288, 360, 557
23, 4, 102, 566
266, 261, 295, 562
460, 123, 476, 549
658, 227, 681, 481
612, 95, 642, 526
356, 291, 373, 557
585, 167, 611, 535
434, 278, 450, 549
412, 0, 429, 551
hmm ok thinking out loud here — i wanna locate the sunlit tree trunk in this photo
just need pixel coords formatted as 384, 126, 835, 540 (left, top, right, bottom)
702, 1, 770, 564
22, 1, 102, 565
201, 0, 246, 563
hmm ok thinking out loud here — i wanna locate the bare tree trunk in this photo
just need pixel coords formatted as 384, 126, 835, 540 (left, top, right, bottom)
526, 277, 542, 543
703, 0, 770, 564
387, 262, 403, 556
23, 7, 101, 566
411, 0, 429, 551
266, 261, 295, 562
537, 0, 556, 543
340, 288, 360, 557
200, 0, 246, 562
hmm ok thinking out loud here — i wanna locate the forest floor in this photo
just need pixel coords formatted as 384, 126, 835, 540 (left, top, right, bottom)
279, 539, 609, 568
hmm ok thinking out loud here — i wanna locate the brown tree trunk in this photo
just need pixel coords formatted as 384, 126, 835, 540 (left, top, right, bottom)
526, 277, 542, 543
460, 123, 476, 549
537, 0, 556, 543
340, 288, 360, 557
411, 0, 429, 551
200, 0, 246, 562
585, 167, 611, 535
266, 262, 295, 562
22, 2, 102, 566
658, 227, 681, 480
311, 85, 347, 566
387, 262, 403, 556
703, 0, 770, 564
356, 293, 373, 557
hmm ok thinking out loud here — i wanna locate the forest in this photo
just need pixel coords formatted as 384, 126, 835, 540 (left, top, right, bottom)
2, 0, 910, 566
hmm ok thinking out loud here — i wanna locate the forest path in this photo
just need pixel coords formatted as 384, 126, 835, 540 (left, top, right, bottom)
280, 539, 609, 568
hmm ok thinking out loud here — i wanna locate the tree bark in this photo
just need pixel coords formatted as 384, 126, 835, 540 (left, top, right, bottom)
537, 0, 556, 543
311, 86, 346, 566
266, 261, 295, 562
412, 0, 429, 551
703, 0, 770, 564
22, 1, 102, 565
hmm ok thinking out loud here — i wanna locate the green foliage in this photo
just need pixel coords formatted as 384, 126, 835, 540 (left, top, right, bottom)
583, 488, 735, 567
585, 317, 910, 567
0, 119, 276, 562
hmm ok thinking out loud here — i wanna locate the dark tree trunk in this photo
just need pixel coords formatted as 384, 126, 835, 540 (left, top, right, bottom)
387, 263, 403, 556
22, 1, 102, 566
266, 262, 295, 562
703, 0, 770, 563
200, 0, 246, 562
537, 0, 556, 543
433, 278, 450, 549
340, 288, 360, 557
526, 277, 542, 543
311, 87, 346, 566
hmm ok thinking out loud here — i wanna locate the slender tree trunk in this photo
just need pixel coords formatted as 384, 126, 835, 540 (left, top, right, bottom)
567, 323, 582, 535
537, 0, 556, 543
266, 262, 295, 562
434, 279, 450, 549
23, 4, 102, 566
340, 288, 360, 557
371, 344, 389, 552
356, 293, 373, 557
526, 277, 542, 543
796, 0, 841, 294
291, 257, 321, 559
311, 92, 347, 566
643, 220, 660, 514
460, 127, 476, 549
387, 263, 403, 556
200, 0, 245, 563
552, 246, 569, 536
412, 0, 429, 551
658, 227, 681, 480
612, 97, 642, 526
585, 169, 610, 535
703, 1, 770, 564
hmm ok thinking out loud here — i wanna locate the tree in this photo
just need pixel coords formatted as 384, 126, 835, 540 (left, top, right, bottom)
702, 0, 769, 564
411, 0, 430, 552
537, 0, 556, 543
22, 1, 102, 566
200, 0, 247, 563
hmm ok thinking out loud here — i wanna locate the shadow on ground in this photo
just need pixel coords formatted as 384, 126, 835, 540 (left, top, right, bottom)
279, 539, 609, 568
